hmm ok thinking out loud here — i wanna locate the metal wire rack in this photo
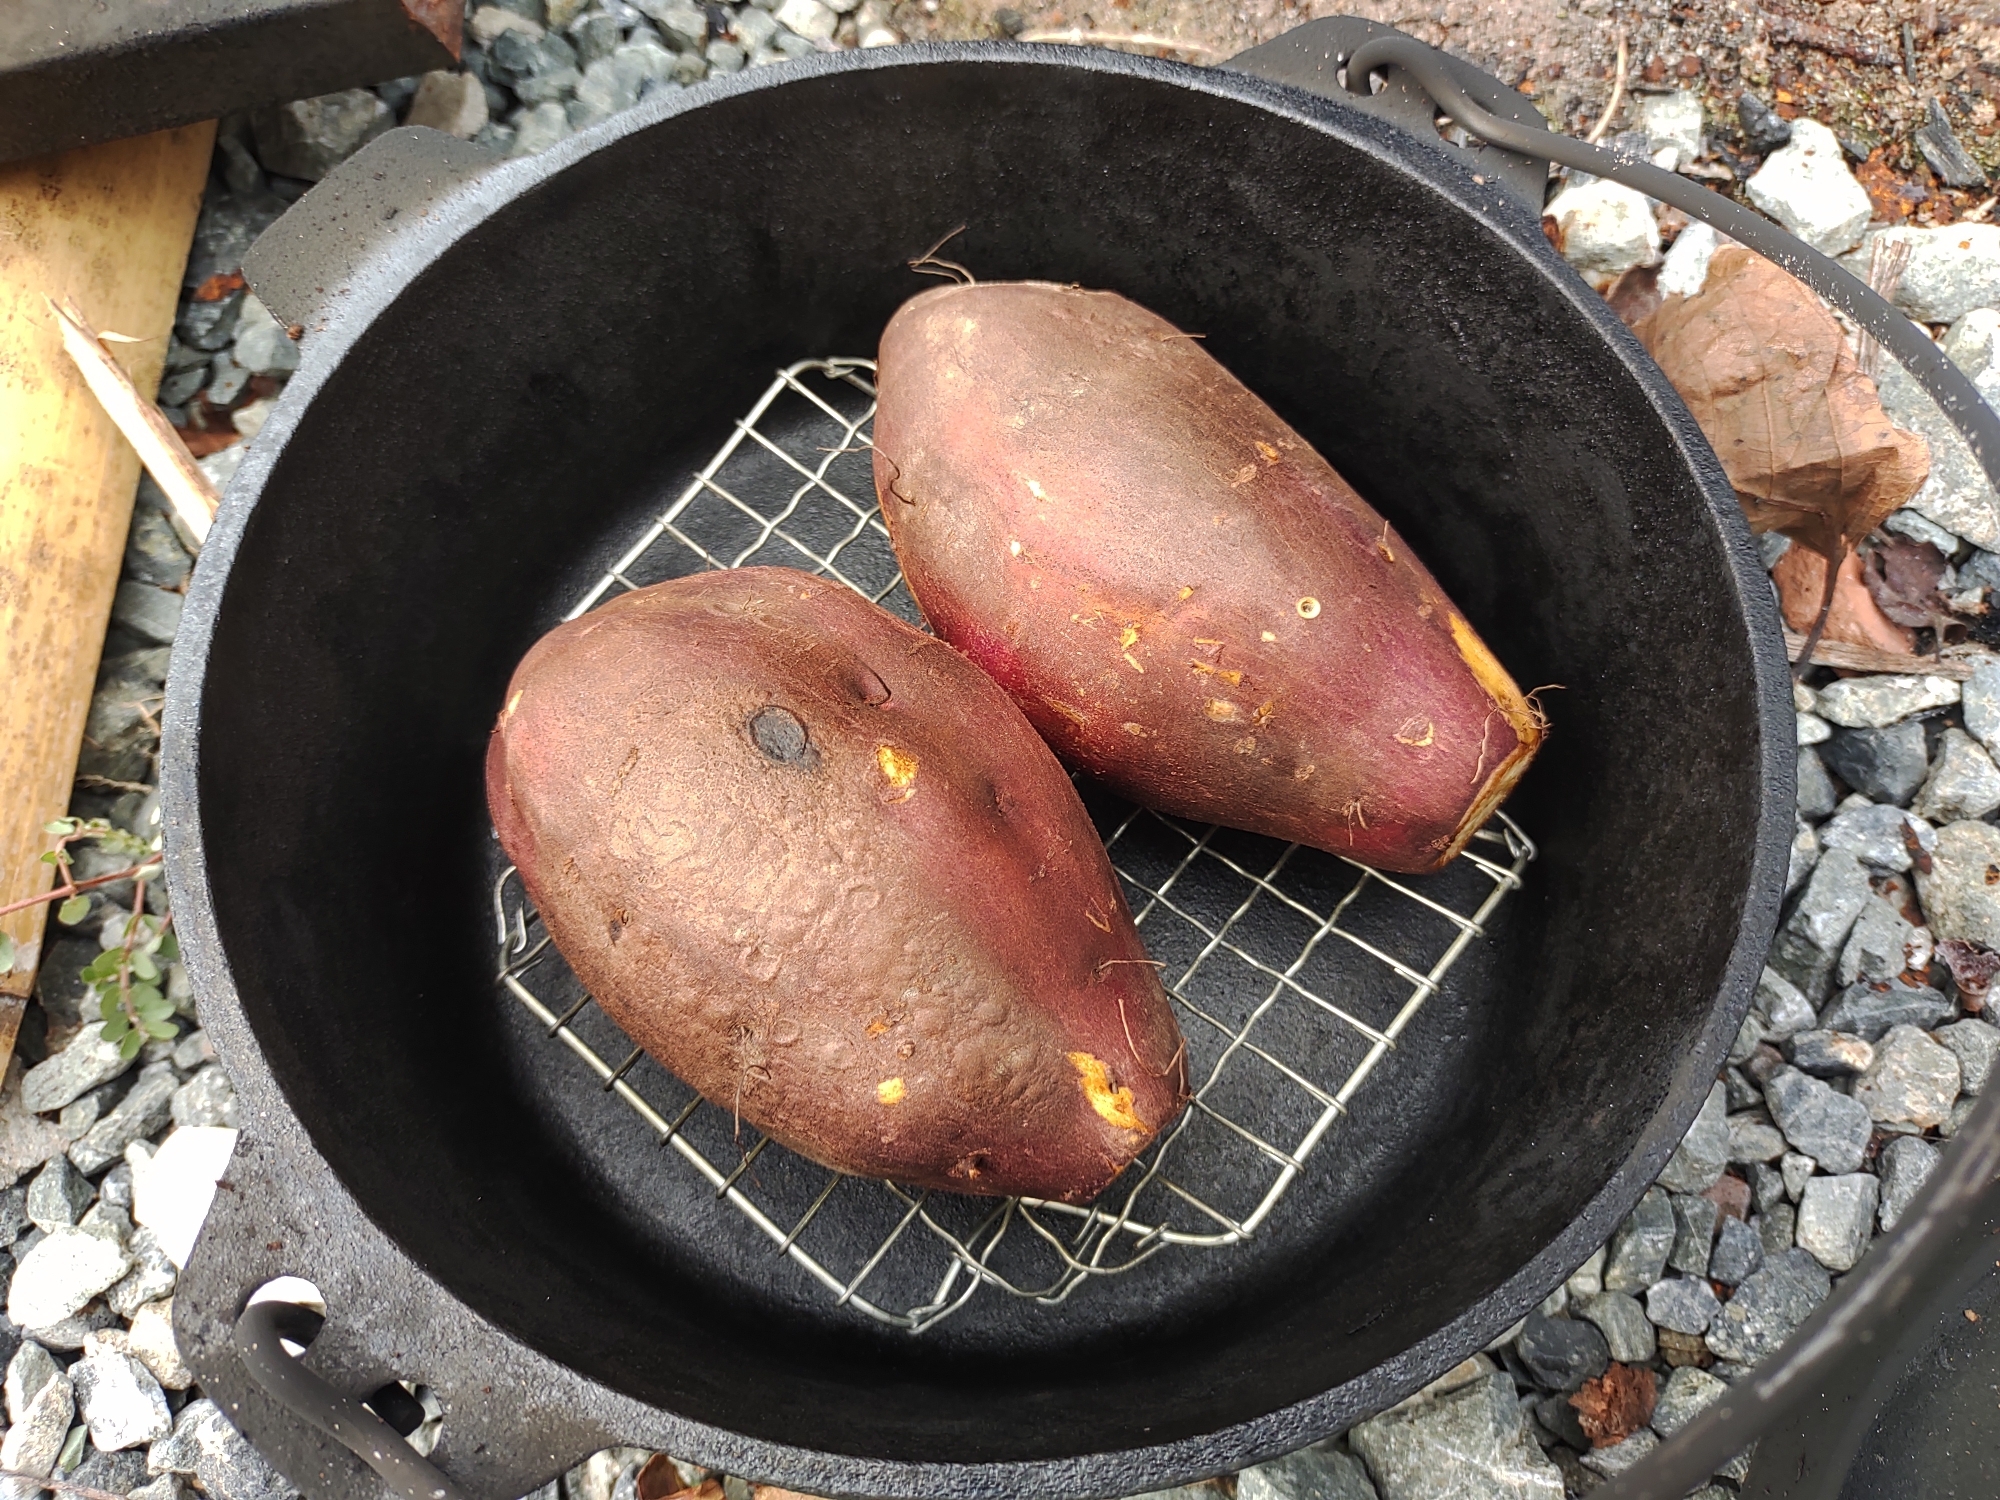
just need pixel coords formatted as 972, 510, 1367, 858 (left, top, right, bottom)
493, 358, 1536, 1334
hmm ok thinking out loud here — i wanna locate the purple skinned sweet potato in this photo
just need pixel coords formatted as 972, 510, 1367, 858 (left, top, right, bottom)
872, 281, 1544, 874
486, 566, 1187, 1203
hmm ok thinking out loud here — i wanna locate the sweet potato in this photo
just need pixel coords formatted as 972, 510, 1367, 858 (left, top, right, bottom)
486, 566, 1186, 1203
872, 282, 1544, 874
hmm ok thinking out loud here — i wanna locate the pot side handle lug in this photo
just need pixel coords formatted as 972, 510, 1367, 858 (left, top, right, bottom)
243, 125, 503, 333
1224, 18, 1554, 216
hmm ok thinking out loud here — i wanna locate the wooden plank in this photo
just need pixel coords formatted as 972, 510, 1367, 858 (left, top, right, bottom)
0, 123, 216, 1062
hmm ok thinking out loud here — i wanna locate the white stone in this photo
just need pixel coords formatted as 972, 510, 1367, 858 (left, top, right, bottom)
1659, 220, 1726, 298
509, 102, 572, 158
469, 5, 544, 43
21, 1029, 134, 1115
1565, 1245, 1607, 1300
1841, 223, 2000, 324
1915, 728, 2000, 822
1544, 178, 1661, 290
1965, 662, 2000, 760
1886, 505, 1967, 554
231, 294, 298, 378
859, 25, 901, 45
1797, 712, 1832, 746
127, 1300, 194, 1390
1796, 1172, 1880, 1271
1874, 355, 2000, 551
1746, 120, 1872, 255
230, 398, 277, 441
1635, 91, 1705, 171
774, 0, 837, 39
131, 1127, 237, 1269
405, 70, 489, 139
1812, 673, 1960, 728
73, 1347, 172, 1450
5, 1341, 60, 1424
1854, 1024, 1962, 1128
1944, 307, 2000, 377
7, 1227, 131, 1331
0, 1347, 71, 1500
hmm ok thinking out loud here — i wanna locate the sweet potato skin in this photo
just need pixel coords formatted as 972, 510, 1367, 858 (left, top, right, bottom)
872, 282, 1543, 874
486, 567, 1186, 1203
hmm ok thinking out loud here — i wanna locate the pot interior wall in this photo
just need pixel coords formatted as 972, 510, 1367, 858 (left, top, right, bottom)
191, 57, 1769, 1465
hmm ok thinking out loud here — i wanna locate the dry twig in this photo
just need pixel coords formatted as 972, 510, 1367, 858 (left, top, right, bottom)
1756, 7, 1899, 68
1585, 28, 1628, 146
1785, 629, 1992, 679
47, 296, 217, 546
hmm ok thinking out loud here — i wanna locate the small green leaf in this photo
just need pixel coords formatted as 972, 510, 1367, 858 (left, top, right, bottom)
81, 952, 121, 983
132, 988, 169, 1019
142, 1016, 178, 1040
158, 932, 180, 962
0, 934, 13, 974
43, 819, 75, 837
56, 1423, 85, 1474
39, 851, 57, 866
99, 993, 126, 1026
129, 950, 158, 982
57, 895, 91, 926
116, 1028, 144, 1060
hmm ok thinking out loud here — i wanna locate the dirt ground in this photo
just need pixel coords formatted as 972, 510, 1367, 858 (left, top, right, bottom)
884, 0, 2000, 217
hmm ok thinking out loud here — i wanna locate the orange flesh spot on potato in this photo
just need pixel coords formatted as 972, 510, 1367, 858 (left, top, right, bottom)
866, 1017, 892, 1037
1123, 653, 1145, 673
1067, 1052, 1146, 1132
1395, 718, 1436, 747
877, 745, 919, 789
1255, 441, 1280, 463
1261, 630, 1278, 643
1205, 699, 1239, 722
1296, 597, 1321, 619
1043, 696, 1089, 726
1437, 614, 1546, 866
877, 1078, 906, 1105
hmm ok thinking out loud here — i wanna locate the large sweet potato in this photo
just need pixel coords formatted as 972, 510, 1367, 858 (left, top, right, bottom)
486, 566, 1186, 1203
873, 281, 1544, 874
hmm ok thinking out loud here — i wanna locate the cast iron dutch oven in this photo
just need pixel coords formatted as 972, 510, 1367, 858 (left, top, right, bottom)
160, 20, 1797, 1500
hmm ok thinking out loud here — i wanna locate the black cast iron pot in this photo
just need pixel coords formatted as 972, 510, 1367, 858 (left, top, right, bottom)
160, 25, 1794, 1500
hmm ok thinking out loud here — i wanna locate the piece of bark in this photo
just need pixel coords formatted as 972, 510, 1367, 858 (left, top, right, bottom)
1772, 543, 1918, 655
1636, 246, 1930, 561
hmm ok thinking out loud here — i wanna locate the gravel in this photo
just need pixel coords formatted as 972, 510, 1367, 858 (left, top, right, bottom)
250, 89, 393, 179
1797, 746, 1839, 822
1819, 721, 1932, 806
73, 1345, 173, 1450
148, 1398, 299, 1500
1841, 223, 2000, 325
1578, 1429, 1660, 1477
1813, 673, 1960, 729
1657, 1082, 1730, 1193
1764, 1066, 1873, 1174
1837, 896, 1929, 987
1818, 800, 1933, 873
1576, 1291, 1656, 1365
1667, 1193, 1721, 1273
27, 1157, 93, 1233
0, 1342, 73, 1500
1708, 1215, 1765, 1286
1603, 1187, 1677, 1293
1918, 820, 2000, 947
1915, 728, 2000, 822
8, 1229, 131, 1333
1818, 977, 1955, 1041
1853, 1025, 1962, 1129
1545, 179, 1662, 289
1876, 1136, 1941, 1233
1644, 1276, 1723, 1335
1795, 1174, 1881, 1271
1512, 1313, 1609, 1392
1234, 1448, 1376, 1500
1769, 851, 1874, 1001
1757, 968, 1818, 1039
1704, 1249, 1832, 1364
1873, 354, 2000, 554
71, 1068, 178, 1175
1650, 1365, 1729, 1439
1726, 1111, 1787, 1164
1744, 120, 1872, 254
1785, 1030, 1875, 1076
1934, 1018, 2000, 1094
1347, 1373, 1562, 1500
